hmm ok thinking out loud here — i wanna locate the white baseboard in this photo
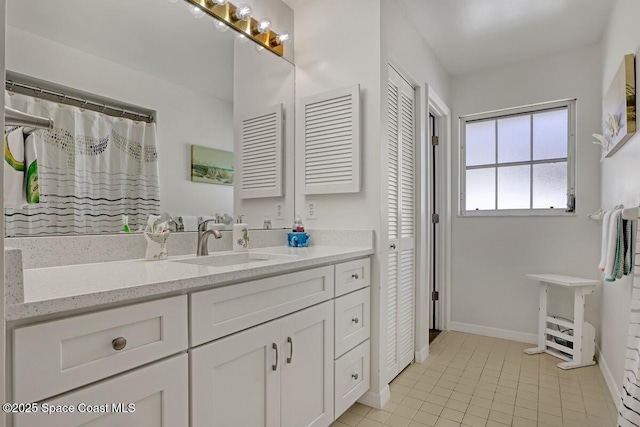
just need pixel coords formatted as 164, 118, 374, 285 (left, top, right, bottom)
450, 321, 537, 344
358, 385, 390, 410
596, 344, 621, 407
415, 345, 429, 363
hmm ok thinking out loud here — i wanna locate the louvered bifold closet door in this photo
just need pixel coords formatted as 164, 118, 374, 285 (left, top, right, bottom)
384, 66, 416, 384
238, 104, 283, 199
298, 85, 360, 195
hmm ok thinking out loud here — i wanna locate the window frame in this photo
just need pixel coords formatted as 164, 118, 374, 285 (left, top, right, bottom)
459, 99, 576, 217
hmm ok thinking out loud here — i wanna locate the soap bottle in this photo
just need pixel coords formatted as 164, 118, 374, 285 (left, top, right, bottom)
233, 214, 249, 252
293, 213, 305, 232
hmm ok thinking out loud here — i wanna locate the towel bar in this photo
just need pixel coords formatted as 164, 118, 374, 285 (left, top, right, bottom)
588, 206, 639, 221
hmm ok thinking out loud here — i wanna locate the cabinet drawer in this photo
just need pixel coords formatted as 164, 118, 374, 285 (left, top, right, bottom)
13, 295, 188, 403
335, 340, 370, 419
190, 266, 334, 346
14, 354, 189, 427
335, 288, 370, 358
335, 258, 370, 297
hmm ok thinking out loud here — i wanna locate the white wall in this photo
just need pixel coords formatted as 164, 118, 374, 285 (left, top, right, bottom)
600, 0, 640, 399
292, 0, 383, 403
6, 26, 234, 220
292, 0, 451, 405
450, 44, 602, 343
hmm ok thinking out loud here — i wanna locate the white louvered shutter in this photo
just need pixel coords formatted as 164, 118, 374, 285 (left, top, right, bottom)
383, 66, 416, 384
238, 104, 283, 199
298, 85, 360, 194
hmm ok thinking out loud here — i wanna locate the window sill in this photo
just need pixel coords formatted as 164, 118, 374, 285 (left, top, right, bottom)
459, 209, 576, 218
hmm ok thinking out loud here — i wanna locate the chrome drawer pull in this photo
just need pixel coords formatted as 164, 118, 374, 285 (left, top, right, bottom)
352, 373, 359, 380
352, 317, 360, 324
351, 273, 359, 279
112, 337, 127, 351
287, 337, 294, 364
272, 343, 279, 371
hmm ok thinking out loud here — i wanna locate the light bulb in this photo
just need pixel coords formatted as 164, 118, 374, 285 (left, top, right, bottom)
214, 20, 229, 32
236, 33, 249, 43
274, 32, 290, 45
234, 3, 252, 21
211, 0, 228, 4
256, 18, 272, 34
190, 6, 205, 18
255, 45, 265, 52
276, 33, 291, 44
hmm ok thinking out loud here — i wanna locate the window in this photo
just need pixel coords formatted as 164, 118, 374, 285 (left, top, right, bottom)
460, 99, 575, 215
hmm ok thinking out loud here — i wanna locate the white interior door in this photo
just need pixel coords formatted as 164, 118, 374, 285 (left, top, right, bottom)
383, 65, 416, 384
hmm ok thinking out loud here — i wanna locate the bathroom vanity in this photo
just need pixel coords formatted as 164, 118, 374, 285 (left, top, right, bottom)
4, 244, 372, 427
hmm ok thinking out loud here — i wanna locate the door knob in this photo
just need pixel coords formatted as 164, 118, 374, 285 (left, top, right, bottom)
390, 244, 396, 249
352, 373, 359, 380
351, 273, 359, 279
352, 317, 360, 324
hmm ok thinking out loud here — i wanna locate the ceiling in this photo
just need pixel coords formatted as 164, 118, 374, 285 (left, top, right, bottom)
399, 0, 616, 76
7, 0, 236, 102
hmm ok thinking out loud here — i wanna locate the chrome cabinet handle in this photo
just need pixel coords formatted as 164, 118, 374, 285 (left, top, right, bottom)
390, 244, 396, 249
352, 317, 360, 324
272, 343, 278, 371
351, 273, 359, 279
287, 337, 293, 364
112, 337, 127, 351
352, 373, 359, 380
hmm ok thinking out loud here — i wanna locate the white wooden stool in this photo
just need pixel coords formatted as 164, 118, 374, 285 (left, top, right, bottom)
523, 274, 598, 369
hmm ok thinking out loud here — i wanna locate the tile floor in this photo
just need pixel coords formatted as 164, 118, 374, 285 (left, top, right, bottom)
331, 331, 618, 427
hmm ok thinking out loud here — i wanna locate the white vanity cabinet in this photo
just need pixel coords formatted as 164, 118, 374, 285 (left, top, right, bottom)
8, 256, 371, 427
14, 354, 189, 427
333, 258, 371, 419
191, 301, 334, 427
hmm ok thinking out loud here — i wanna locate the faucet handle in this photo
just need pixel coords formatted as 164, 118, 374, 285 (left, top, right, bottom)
198, 219, 217, 232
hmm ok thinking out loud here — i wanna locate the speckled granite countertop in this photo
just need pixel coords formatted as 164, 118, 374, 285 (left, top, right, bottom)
7, 245, 373, 321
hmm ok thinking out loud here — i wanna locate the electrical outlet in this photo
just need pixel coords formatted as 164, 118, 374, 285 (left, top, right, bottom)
275, 203, 284, 219
306, 200, 318, 220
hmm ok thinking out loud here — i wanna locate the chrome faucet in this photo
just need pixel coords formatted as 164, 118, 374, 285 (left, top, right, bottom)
197, 220, 223, 256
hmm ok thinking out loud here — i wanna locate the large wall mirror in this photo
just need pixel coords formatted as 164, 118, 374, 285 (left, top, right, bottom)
5, 0, 294, 236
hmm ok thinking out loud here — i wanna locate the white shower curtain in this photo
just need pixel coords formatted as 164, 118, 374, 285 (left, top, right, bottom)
619, 226, 640, 426
4, 91, 159, 236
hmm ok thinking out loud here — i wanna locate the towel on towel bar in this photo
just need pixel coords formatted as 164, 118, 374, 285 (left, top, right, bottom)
598, 209, 614, 271
602, 209, 636, 282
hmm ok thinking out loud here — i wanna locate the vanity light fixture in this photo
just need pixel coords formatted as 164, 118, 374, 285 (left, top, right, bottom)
184, 0, 288, 56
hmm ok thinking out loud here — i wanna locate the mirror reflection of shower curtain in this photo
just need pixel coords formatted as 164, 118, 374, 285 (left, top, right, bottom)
4, 91, 159, 236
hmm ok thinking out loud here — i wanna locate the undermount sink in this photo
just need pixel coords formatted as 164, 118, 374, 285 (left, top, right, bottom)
171, 252, 298, 268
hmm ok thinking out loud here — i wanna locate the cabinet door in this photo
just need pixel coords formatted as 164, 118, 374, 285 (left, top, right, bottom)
280, 301, 334, 427
14, 354, 188, 427
191, 319, 281, 427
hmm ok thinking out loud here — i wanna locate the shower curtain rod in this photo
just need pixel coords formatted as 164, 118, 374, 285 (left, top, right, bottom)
5, 79, 154, 123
